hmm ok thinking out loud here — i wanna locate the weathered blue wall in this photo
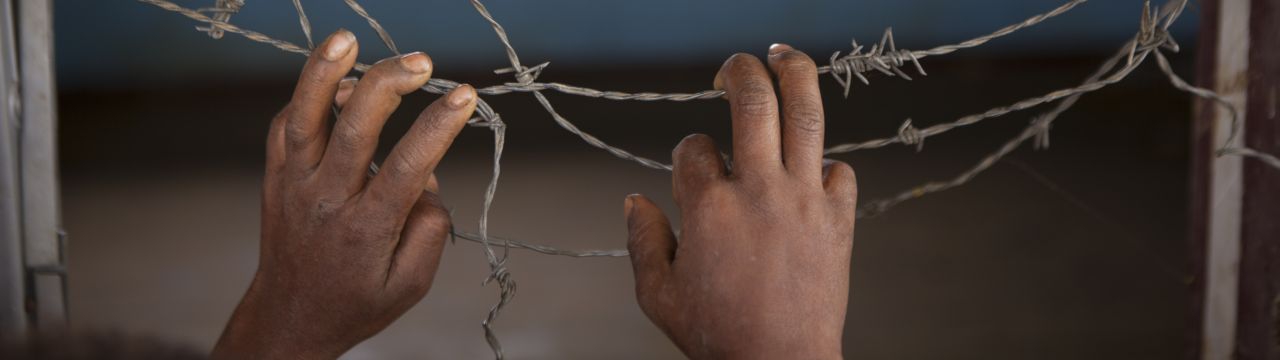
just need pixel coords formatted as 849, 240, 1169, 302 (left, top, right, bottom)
57, 0, 1197, 89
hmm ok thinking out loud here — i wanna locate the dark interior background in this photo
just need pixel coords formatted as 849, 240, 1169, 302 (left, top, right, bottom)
57, 0, 1199, 358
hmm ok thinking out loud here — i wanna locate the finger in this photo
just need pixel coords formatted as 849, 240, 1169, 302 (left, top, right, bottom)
285, 29, 358, 174
334, 77, 358, 108
672, 134, 726, 205
263, 111, 288, 217
364, 85, 476, 216
767, 44, 825, 180
426, 173, 440, 193
386, 190, 451, 297
320, 52, 434, 192
266, 111, 288, 180
713, 53, 781, 175
625, 194, 675, 308
822, 159, 858, 211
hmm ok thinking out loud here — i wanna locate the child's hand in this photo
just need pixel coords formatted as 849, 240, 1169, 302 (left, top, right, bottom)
212, 30, 477, 359
625, 44, 857, 360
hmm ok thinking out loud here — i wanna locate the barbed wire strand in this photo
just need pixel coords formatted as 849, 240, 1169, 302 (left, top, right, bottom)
341, 0, 399, 55
1152, 50, 1280, 168
337, 3, 516, 356
288, 0, 313, 49
136, 0, 1100, 172
856, 0, 1188, 217
858, 43, 1139, 217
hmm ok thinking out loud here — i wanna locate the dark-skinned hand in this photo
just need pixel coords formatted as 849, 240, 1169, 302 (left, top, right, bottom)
625, 44, 858, 360
211, 30, 477, 359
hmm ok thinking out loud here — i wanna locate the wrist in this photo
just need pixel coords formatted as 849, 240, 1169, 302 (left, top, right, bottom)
705, 331, 842, 360
721, 342, 842, 360
211, 281, 349, 359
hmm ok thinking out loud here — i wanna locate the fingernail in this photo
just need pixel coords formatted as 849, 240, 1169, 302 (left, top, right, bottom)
624, 194, 637, 218
446, 84, 475, 108
322, 29, 355, 61
399, 52, 432, 73
769, 43, 793, 55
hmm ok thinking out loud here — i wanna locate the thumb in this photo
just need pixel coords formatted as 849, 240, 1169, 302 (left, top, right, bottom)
386, 190, 450, 297
625, 194, 675, 300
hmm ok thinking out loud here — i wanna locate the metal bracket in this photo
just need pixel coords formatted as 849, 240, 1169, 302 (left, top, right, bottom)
24, 229, 67, 329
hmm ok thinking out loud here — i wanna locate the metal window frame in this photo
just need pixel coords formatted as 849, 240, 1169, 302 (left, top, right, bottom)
0, 0, 66, 338
0, 0, 27, 337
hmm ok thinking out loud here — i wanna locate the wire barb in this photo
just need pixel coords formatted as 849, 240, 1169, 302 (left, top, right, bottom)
193, 0, 243, 39
897, 119, 924, 152
824, 29, 926, 97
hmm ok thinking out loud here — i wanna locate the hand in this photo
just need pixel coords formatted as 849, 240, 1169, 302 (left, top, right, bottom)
211, 30, 478, 359
624, 44, 857, 359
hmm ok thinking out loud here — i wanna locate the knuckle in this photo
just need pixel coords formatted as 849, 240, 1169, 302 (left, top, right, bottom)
361, 60, 401, 90
419, 208, 453, 235
825, 162, 858, 200
273, 106, 293, 124
635, 290, 661, 317
388, 151, 428, 181
282, 107, 320, 144
413, 109, 455, 141
404, 278, 432, 298
627, 218, 660, 243
332, 121, 372, 150
733, 81, 776, 118
284, 125, 315, 149
836, 161, 857, 186
673, 134, 717, 162
347, 215, 397, 243
311, 194, 345, 217
676, 133, 714, 151
784, 101, 824, 134
682, 182, 731, 210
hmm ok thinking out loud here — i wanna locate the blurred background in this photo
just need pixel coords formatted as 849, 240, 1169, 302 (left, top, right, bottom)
58, 0, 1198, 358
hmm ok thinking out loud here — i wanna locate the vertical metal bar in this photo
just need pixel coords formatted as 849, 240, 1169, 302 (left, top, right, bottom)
1193, 0, 1252, 359
0, 0, 27, 337
1234, 1, 1280, 358
17, 0, 65, 330
1187, 0, 1219, 357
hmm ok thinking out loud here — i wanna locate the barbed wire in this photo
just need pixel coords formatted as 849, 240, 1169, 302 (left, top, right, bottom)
138, 0, 1276, 357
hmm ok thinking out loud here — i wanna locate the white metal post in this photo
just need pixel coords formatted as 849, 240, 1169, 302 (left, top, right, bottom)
18, 0, 66, 331
0, 0, 27, 337
1200, 1, 1250, 359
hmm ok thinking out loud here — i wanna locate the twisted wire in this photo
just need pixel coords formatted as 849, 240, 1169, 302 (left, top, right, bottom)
814, 0, 1086, 96
193, 0, 243, 39
342, 0, 399, 55
1151, 47, 1280, 170
289, 0, 313, 49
